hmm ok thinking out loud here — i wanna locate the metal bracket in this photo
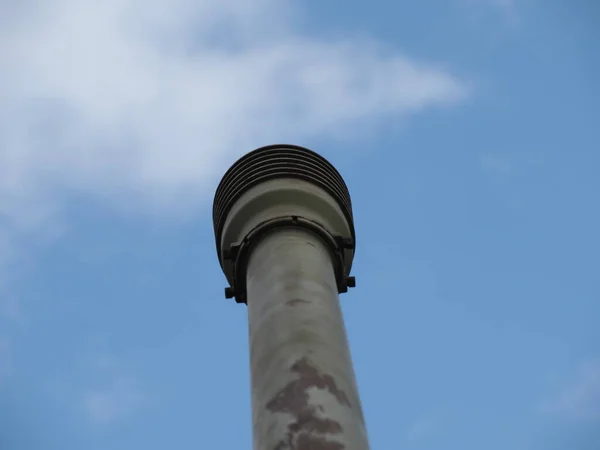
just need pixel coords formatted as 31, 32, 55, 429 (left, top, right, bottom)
222, 216, 355, 304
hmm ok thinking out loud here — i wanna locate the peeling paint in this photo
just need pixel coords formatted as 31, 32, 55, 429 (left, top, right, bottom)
267, 357, 349, 449
286, 298, 310, 306
295, 433, 345, 450
268, 357, 351, 412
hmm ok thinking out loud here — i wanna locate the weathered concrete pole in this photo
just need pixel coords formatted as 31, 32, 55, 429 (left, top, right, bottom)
213, 144, 369, 450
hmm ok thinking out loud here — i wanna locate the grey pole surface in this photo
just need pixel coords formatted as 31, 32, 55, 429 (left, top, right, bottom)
246, 227, 368, 449
213, 144, 369, 450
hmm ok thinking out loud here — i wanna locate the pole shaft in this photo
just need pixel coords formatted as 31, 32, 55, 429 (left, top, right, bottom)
246, 227, 369, 450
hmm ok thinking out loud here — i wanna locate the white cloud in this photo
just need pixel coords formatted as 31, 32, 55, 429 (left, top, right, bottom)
406, 409, 446, 443
82, 375, 148, 426
541, 360, 600, 422
480, 154, 514, 175
0, 0, 465, 219
80, 355, 149, 426
485, 0, 515, 9
0, 295, 22, 321
459, 0, 520, 25
462, 0, 515, 12
406, 415, 438, 442
0, 338, 10, 386
0, 0, 466, 296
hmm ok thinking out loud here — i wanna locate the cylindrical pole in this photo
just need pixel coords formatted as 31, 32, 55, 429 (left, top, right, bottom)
246, 227, 369, 449
213, 144, 369, 450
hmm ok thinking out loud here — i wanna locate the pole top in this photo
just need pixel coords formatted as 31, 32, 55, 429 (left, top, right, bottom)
212, 144, 356, 303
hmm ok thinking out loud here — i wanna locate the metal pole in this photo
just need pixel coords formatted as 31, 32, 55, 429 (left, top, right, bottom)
247, 227, 368, 449
213, 144, 369, 450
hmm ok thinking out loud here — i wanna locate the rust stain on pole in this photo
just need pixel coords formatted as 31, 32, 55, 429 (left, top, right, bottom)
267, 356, 350, 450
267, 357, 352, 411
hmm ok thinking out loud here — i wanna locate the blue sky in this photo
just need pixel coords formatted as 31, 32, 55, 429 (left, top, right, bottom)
0, 0, 598, 449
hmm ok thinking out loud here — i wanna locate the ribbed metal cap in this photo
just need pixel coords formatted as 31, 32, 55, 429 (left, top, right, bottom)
212, 144, 355, 259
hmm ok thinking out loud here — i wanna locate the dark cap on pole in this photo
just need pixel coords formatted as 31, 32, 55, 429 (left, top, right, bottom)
212, 144, 356, 303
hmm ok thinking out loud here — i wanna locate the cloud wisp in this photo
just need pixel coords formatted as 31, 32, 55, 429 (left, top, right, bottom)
540, 359, 600, 423
0, 338, 9, 386
480, 154, 514, 176
405, 408, 447, 444
1, 0, 465, 221
79, 355, 150, 427
82, 375, 148, 426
